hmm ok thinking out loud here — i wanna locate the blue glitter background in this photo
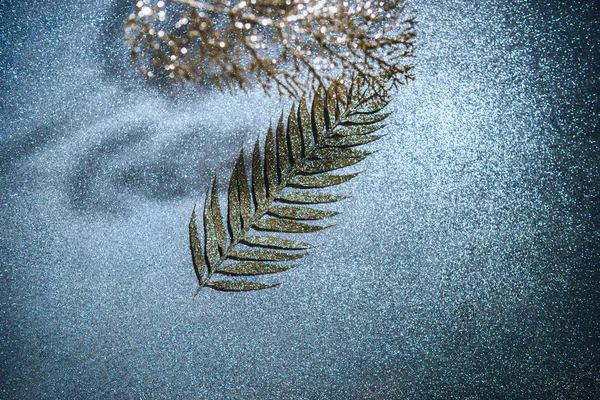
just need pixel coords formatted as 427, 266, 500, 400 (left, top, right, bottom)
1, 0, 599, 398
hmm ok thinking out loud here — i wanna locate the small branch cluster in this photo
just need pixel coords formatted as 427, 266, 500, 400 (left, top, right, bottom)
125, 0, 416, 97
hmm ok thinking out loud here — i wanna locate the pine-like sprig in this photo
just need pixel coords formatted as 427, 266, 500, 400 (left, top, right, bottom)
188, 76, 390, 297
125, 0, 416, 97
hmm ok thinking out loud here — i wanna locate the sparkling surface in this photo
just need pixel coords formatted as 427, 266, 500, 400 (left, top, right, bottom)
1, 0, 599, 398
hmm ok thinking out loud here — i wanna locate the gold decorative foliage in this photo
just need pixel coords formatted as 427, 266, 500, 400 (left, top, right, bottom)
188, 76, 391, 296
125, 0, 416, 97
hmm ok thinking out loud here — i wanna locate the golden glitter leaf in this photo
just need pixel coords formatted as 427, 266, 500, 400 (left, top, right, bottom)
236, 150, 253, 228
311, 87, 326, 141
241, 235, 312, 250
188, 205, 205, 281
267, 205, 339, 220
253, 217, 329, 233
186, 77, 391, 300
287, 102, 303, 163
299, 156, 368, 174
216, 262, 297, 276
227, 155, 242, 243
312, 148, 372, 160
210, 178, 227, 254
323, 134, 382, 148
264, 125, 278, 196
298, 96, 313, 153
343, 113, 391, 126
229, 249, 308, 262
275, 112, 290, 176
206, 280, 280, 292
288, 173, 360, 189
202, 188, 219, 270
251, 137, 266, 206
333, 124, 386, 137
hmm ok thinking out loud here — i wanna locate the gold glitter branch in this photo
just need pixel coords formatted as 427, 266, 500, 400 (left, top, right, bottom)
185, 76, 391, 298
125, 0, 416, 97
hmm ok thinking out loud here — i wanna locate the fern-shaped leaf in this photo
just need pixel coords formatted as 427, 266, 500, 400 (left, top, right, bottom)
229, 249, 307, 262
207, 280, 280, 292
241, 236, 312, 250
276, 191, 347, 204
253, 217, 329, 233
288, 173, 360, 189
268, 205, 339, 220
216, 262, 296, 276
187, 77, 395, 304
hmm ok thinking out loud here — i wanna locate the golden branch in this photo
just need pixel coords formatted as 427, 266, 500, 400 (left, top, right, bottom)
125, 0, 416, 97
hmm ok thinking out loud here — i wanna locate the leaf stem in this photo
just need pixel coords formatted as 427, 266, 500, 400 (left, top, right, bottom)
173, 285, 203, 326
